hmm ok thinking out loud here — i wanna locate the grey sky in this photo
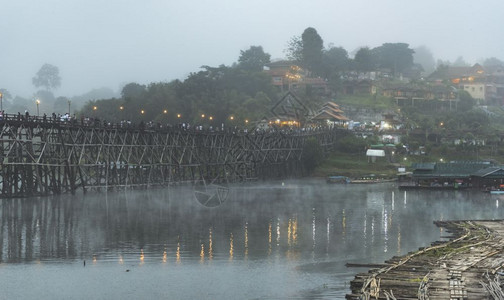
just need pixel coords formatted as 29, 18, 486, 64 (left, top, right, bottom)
2, 0, 503, 98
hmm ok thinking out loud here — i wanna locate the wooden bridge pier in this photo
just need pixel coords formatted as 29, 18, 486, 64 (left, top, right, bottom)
0, 118, 345, 198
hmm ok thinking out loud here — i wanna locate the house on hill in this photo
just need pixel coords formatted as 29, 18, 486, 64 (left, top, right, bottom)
264, 60, 329, 95
381, 82, 458, 109
428, 64, 503, 103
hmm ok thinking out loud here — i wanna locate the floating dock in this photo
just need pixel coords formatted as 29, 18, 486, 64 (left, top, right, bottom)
346, 220, 504, 299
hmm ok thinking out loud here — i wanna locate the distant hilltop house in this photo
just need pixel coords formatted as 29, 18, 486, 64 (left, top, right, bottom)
428, 63, 504, 104
264, 60, 329, 95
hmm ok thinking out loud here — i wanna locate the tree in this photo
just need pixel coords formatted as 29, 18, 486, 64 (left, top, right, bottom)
373, 43, 414, 76
323, 46, 349, 76
0, 88, 12, 109
337, 135, 367, 154
284, 27, 324, 76
458, 90, 475, 112
238, 46, 271, 72
121, 82, 146, 99
0, 88, 12, 101
32, 64, 61, 91
285, 36, 303, 62
452, 56, 469, 67
33, 90, 56, 115
53, 96, 71, 114
436, 60, 451, 70
413, 46, 436, 76
301, 27, 324, 76
302, 137, 323, 174
9, 96, 30, 113
353, 47, 376, 72
482, 57, 504, 67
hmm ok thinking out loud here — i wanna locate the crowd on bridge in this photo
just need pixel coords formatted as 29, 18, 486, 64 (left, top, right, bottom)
0, 111, 341, 136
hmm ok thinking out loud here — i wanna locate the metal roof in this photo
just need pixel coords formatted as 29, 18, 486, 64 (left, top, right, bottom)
472, 166, 504, 178
411, 163, 435, 170
411, 161, 496, 179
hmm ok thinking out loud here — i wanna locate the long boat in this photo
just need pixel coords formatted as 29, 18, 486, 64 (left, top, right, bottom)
326, 176, 350, 184
349, 174, 396, 184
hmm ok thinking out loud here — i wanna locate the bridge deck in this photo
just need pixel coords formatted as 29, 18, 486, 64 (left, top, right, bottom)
0, 116, 345, 197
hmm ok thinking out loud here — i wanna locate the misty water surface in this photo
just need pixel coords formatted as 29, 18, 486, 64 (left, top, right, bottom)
0, 180, 502, 299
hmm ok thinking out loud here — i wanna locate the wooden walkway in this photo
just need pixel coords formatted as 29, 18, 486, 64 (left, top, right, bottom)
0, 118, 345, 197
347, 220, 504, 299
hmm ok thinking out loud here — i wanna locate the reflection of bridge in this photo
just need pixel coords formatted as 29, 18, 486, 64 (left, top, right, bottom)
0, 116, 344, 197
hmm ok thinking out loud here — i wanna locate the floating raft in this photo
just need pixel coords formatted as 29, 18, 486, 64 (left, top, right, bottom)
346, 220, 504, 299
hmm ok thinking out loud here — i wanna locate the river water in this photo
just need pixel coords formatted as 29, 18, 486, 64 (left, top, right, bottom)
0, 179, 502, 299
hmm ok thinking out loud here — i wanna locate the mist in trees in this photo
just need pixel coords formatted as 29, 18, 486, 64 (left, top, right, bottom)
482, 57, 504, 67
79, 47, 278, 125
373, 43, 415, 76
32, 64, 61, 91
354, 47, 376, 73
413, 46, 436, 76
238, 46, 271, 72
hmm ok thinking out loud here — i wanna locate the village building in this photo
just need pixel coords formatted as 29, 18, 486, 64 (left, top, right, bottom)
381, 82, 458, 109
341, 79, 376, 95
428, 63, 504, 104
403, 161, 504, 190
264, 60, 329, 95
268, 91, 310, 127
310, 101, 349, 128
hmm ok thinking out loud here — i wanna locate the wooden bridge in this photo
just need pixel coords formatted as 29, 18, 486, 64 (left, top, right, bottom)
0, 115, 345, 197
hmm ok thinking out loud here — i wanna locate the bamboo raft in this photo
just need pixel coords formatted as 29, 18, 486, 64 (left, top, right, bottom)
347, 220, 504, 299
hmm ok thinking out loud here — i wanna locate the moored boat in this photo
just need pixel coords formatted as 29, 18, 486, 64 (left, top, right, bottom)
349, 174, 396, 184
326, 175, 350, 184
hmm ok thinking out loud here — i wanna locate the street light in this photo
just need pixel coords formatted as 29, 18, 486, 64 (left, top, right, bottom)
67, 100, 71, 115
36, 99, 40, 116
141, 110, 145, 115
93, 106, 97, 111
177, 114, 181, 119
163, 109, 167, 114
0, 92, 3, 111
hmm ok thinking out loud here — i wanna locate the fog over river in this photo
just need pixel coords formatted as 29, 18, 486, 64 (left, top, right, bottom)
0, 180, 502, 299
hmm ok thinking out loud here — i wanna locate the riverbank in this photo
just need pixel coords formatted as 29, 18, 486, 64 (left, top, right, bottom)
315, 150, 503, 180
314, 152, 398, 179
346, 220, 504, 299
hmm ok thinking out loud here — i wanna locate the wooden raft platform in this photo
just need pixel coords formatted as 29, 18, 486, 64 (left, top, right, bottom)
346, 220, 504, 299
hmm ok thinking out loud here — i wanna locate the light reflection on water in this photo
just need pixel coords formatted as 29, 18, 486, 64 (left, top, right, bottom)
0, 180, 502, 299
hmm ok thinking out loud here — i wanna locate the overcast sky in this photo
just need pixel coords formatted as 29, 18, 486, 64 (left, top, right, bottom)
2, 0, 503, 98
